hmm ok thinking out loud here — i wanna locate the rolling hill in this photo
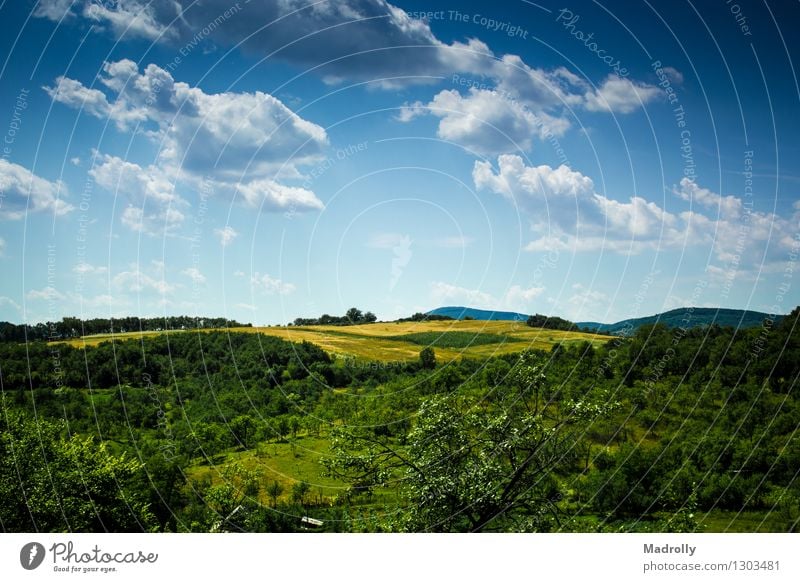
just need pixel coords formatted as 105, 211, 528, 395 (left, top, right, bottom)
427, 306, 529, 321
577, 307, 779, 334
427, 305, 780, 335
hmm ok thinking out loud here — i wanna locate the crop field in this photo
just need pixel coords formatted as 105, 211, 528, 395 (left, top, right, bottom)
57, 320, 611, 361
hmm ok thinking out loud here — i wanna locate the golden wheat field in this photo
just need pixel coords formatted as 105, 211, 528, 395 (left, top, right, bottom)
58, 320, 610, 362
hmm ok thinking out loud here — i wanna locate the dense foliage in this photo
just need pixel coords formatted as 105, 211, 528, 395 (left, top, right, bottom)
526, 313, 578, 331
1, 307, 798, 532
0, 315, 251, 342
293, 307, 377, 327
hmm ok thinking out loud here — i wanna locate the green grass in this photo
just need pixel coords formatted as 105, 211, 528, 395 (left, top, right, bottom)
386, 331, 522, 348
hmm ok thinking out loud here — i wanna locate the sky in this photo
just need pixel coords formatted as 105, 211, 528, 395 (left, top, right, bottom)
0, 0, 798, 325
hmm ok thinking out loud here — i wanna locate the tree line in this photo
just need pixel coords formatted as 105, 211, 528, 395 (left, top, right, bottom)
0, 315, 251, 342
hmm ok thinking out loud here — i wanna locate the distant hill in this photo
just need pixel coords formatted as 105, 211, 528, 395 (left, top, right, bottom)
577, 307, 780, 334
427, 306, 529, 321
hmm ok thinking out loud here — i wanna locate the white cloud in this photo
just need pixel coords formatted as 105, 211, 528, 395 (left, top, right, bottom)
234, 179, 323, 212
47, 60, 328, 232
415, 88, 570, 155
582, 75, 662, 114
251, 273, 295, 296
33, 0, 75, 20
473, 155, 687, 253
0, 237, 5, 256
214, 226, 239, 247
474, 155, 799, 266
27, 287, 67, 302
181, 267, 206, 285
0, 159, 74, 219
235, 302, 257, 312
674, 177, 742, 219
113, 265, 175, 295
36, 0, 178, 40
0, 296, 21, 312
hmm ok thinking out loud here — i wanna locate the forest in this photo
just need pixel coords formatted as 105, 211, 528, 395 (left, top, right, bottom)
0, 307, 798, 532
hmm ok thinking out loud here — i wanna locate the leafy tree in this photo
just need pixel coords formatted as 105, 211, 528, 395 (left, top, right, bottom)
346, 307, 364, 324
266, 481, 284, 507
291, 481, 311, 506
324, 368, 618, 531
419, 347, 436, 369
230, 415, 255, 449
0, 412, 155, 531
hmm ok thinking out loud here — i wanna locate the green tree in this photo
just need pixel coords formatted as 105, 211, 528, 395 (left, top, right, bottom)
230, 415, 255, 449
0, 412, 155, 532
346, 307, 363, 324
291, 481, 311, 506
266, 481, 284, 507
419, 347, 436, 369
325, 370, 618, 532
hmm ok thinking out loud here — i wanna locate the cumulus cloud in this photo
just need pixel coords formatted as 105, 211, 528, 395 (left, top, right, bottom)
251, 272, 295, 295
27, 287, 67, 302
402, 74, 656, 154
582, 76, 662, 114
0, 159, 74, 219
0, 296, 21, 313
473, 154, 799, 266
181, 267, 206, 285
48, 60, 328, 233
415, 88, 570, 155
214, 226, 239, 247
113, 265, 176, 295
35, 0, 179, 40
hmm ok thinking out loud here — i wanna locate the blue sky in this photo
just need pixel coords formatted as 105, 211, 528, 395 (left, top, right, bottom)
0, 0, 798, 325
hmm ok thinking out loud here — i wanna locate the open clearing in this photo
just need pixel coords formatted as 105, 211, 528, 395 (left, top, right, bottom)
57, 319, 610, 362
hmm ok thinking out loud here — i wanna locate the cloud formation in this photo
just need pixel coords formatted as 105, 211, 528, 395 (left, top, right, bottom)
0, 159, 74, 219
474, 155, 799, 267
47, 60, 327, 233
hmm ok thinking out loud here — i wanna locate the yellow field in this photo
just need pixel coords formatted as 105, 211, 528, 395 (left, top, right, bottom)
58, 320, 609, 362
